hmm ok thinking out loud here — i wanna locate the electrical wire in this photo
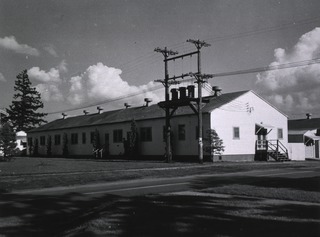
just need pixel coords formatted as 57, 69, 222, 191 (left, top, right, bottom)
44, 57, 320, 115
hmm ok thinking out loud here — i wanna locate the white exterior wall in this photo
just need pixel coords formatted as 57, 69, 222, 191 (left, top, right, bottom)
288, 143, 305, 160
210, 91, 288, 156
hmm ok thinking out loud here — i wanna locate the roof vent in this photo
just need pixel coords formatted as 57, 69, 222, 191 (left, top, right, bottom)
83, 110, 89, 115
306, 113, 312, 119
187, 85, 195, 98
171, 88, 178, 101
62, 113, 67, 119
212, 86, 222, 97
124, 103, 131, 109
144, 98, 152, 107
97, 106, 103, 114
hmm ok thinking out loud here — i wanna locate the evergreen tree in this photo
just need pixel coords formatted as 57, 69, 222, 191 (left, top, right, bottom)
62, 133, 69, 156
204, 129, 225, 161
128, 120, 139, 157
6, 70, 47, 131
46, 135, 52, 157
0, 122, 17, 160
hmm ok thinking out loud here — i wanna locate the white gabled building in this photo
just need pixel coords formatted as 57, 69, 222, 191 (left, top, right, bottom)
27, 90, 289, 161
288, 117, 320, 160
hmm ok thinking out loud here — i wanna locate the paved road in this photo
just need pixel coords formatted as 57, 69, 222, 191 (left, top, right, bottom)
1, 163, 319, 236
11, 164, 320, 197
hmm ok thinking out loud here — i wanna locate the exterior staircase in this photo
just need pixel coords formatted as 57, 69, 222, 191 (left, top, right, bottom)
267, 140, 290, 162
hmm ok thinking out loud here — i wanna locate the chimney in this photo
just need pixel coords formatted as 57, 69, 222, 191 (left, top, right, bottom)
306, 113, 312, 119
144, 98, 152, 107
124, 103, 131, 109
187, 85, 195, 98
179, 87, 187, 99
212, 86, 222, 97
62, 113, 67, 119
97, 106, 103, 114
83, 110, 89, 115
171, 88, 178, 101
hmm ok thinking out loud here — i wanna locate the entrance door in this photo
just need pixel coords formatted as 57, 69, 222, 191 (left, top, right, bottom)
316, 140, 319, 158
256, 128, 267, 150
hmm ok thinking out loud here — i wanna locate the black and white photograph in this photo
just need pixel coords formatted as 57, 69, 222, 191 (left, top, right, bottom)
0, 0, 319, 236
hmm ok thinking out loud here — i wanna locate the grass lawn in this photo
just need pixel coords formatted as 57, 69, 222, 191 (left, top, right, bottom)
0, 157, 319, 236
0, 156, 317, 192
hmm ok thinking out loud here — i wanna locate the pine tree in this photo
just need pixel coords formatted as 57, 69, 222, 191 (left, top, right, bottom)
6, 70, 47, 131
0, 122, 17, 160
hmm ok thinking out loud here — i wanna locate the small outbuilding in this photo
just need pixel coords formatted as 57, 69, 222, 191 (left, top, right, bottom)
288, 116, 320, 160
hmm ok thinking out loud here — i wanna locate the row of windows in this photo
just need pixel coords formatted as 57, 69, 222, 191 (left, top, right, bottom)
233, 127, 283, 140
32, 126, 285, 146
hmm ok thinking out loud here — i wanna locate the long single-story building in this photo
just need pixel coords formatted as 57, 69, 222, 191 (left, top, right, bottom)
288, 116, 320, 160
27, 90, 289, 161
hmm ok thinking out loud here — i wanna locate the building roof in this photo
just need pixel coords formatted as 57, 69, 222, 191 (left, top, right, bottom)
288, 118, 320, 131
29, 90, 250, 133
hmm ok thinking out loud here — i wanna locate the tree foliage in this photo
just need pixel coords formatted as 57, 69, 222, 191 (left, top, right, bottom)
46, 135, 52, 157
128, 119, 139, 157
204, 129, 225, 159
6, 70, 47, 131
0, 122, 17, 160
62, 133, 69, 156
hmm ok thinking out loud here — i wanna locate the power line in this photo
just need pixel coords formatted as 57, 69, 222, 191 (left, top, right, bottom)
44, 57, 320, 115
45, 84, 163, 115
115, 16, 320, 79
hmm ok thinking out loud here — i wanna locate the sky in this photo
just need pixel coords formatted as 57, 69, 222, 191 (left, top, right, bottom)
0, 0, 320, 122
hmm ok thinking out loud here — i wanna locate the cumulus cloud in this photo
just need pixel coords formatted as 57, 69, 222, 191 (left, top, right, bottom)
36, 84, 63, 102
28, 67, 61, 84
0, 36, 39, 56
28, 61, 68, 102
67, 62, 163, 106
255, 27, 320, 115
0, 72, 6, 82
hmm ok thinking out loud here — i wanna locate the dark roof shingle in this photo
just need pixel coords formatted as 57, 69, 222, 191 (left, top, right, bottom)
29, 91, 249, 133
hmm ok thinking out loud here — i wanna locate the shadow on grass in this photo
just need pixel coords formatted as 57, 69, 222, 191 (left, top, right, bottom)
191, 175, 320, 192
70, 194, 320, 237
1, 190, 320, 237
0, 192, 118, 237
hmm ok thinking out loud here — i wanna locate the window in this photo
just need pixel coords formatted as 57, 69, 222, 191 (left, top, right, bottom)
140, 127, 152, 142
113, 129, 123, 143
40, 136, 46, 146
54, 134, 61, 145
278, 128, 283, 140
71, 133, 78, 145
233, 127, 240, 139
82, 132, 86, 144
178, 124, 186, 141
90, 131, 95, 144
105, 133, 109, 144
27, 137, 33, 147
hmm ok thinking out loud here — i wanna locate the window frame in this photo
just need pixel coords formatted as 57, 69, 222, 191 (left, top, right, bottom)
54, 134, 61, 145
233, 127, 240, 140
71, 133, 78, 145
113, 129, 123, 143
178, 124, 186, 141
278, 128, 283, 140
140, 127, 152, 142
40, 136, 46, 146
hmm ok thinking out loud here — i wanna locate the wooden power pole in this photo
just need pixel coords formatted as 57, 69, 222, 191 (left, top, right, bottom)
154, 47, 178, 162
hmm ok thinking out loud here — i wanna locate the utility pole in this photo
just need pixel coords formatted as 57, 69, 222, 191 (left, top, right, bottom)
154, 47, 178, 162
187, 39, 211, 163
